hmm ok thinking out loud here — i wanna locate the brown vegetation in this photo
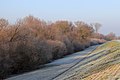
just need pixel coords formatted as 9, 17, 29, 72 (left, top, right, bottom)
0, 15, 112, 79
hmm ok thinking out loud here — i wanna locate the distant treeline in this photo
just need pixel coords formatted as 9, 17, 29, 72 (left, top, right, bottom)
0, 15, 118, 79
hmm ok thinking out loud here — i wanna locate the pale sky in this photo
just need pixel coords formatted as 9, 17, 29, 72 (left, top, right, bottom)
0, 0, 120, 35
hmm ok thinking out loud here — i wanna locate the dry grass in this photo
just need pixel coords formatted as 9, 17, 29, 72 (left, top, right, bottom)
64, 41, 120, 80
84, 64, 120, 80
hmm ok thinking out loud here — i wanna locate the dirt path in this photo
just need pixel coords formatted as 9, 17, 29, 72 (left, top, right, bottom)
6, 45, 98, 80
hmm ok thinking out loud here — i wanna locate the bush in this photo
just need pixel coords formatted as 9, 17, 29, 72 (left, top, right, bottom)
0, 40, 54, 79
47, 40, 67, 59
62, 37, 74, 54
90, 38, 106, 46
73, 42, 85, 52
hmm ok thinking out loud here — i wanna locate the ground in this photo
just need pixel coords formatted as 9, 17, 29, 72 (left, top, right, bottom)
6, 41, 120, 80
58, 41, 120, 80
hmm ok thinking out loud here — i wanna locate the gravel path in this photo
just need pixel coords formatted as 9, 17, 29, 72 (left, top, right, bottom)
6, 45, 98, 80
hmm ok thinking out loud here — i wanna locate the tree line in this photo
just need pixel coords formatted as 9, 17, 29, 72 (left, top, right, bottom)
0, 15, 118, 79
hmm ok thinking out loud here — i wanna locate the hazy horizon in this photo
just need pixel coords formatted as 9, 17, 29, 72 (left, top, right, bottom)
0, 0, 120, 36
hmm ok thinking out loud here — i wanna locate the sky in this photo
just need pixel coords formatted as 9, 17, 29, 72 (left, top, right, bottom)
0, 0, 120, 35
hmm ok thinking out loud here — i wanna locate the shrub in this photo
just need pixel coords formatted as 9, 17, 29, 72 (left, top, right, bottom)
62, 36, 74, 54
47, 40, 67, 59
73, 41, 85, 52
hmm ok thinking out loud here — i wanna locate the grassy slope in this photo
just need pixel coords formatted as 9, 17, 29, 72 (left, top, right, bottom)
92, 40, 120, 53
83, 41, 120, 80
66, 41, 120, 80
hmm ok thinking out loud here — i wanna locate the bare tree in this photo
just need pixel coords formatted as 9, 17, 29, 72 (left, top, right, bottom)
0, 19, 8, 31
91, 23, 101, 33
75, 21, 94, 40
